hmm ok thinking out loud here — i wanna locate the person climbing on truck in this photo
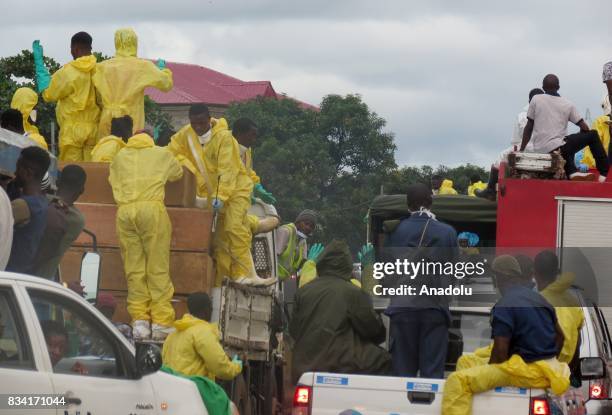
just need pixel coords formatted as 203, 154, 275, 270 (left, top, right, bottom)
169, 104, 272, 286
442, 254, 570, 415
276, 209, 317, 281
162, 292, 242, 381
91, 115, 133, 162
520, 73, 609, 182
109, 131, 183, 341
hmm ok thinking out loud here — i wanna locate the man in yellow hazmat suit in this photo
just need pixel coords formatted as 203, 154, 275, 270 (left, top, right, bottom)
33, 33, 100, 161
442, 255, 570, 415
10, 88, 48, 150
91, 115, 132, 162
581, 95, 611, 169
93, 28, 173, 138
431, 175, 458, 195
467, 175, 487, 197
163, 292, 242, 381
109, 132, 183, 341
168, 104, 267, 286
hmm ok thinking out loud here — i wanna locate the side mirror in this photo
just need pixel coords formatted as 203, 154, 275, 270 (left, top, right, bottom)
581, 357, 606, 380
80, 252, 101, 303
135, 343, 162, 376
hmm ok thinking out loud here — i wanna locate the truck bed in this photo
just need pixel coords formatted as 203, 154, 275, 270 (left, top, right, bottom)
297, 372, 540, 415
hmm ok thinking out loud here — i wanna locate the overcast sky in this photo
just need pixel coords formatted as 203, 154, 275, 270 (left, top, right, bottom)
2, 0, 610, 167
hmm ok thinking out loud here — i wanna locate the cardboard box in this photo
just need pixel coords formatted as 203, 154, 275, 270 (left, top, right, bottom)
58, 161, 197, 208
73, 203, 213, 252
61, 247, 215, 295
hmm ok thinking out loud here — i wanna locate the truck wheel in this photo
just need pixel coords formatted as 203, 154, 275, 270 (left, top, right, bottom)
232, 374, 252, 415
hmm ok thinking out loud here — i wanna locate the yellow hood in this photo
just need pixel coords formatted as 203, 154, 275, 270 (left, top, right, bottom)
126, 133, 154, 149
68, 55, 97, 72
211, 117, 229, 134
11, 87, 37, 116
545, 272, 575, 293
441, 179, 454, 189
173, 314, 219, 334
114, 28, 138, 57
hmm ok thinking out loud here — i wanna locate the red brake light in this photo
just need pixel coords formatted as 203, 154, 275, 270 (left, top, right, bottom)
590, 382, 608, 399
531, 397, 550, 415
292, 385, 312, 415
293, 386, 311, 406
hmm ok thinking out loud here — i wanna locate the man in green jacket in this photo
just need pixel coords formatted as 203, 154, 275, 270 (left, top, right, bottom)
289, 240, 391, 383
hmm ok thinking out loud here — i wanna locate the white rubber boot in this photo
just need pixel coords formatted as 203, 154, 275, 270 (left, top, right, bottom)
133, 320, 151, 341
151, 324, 175, 341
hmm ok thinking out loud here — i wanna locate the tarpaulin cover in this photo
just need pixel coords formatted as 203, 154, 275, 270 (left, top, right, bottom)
369, 194, 497, 224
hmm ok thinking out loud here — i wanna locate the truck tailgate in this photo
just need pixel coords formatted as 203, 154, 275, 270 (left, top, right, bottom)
306, 373, 538, 415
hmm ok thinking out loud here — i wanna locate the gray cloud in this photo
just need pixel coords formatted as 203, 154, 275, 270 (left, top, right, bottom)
1, 1, 610, 166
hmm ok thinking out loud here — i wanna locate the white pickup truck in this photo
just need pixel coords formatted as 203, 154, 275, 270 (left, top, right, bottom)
293, 291, 612, 415
0, 272, 209, 415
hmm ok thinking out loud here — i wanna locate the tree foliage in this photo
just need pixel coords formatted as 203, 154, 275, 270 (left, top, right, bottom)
227, 95, 489, 252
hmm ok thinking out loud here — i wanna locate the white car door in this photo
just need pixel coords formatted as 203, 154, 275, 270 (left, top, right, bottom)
0, 283, 55, 415
24, 286, 160, 415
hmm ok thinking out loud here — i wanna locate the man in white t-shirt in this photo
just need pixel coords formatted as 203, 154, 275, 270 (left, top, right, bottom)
520, 74, 609, 182
476, 88, 543, 200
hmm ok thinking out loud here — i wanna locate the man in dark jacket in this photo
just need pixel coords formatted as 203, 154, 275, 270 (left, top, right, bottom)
290, 239, 391, 383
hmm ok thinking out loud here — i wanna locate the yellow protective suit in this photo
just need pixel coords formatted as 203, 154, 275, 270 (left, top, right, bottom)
93, 28, 173, 138
443, 355, 570, 415
241, 146, 261, 184
168, 119, 254, 284
298, 260, 362, 288
438, 179, 458, 195
467, 181, 487, 196
161, 314, 242, 381
109, 133, 182, 326
42, 55, 99, 161
91, 135, 126, 162
10, 88, 48, 150
582, 115, 611, 168
540, 272, 584, 363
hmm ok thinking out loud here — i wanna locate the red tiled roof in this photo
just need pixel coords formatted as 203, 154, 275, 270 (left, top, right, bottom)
145, 61, 317, 110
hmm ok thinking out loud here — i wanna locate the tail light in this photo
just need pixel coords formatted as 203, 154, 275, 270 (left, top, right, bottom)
292, 385, 312, 415
530, 397, 550, 415
590, 382, 608, 399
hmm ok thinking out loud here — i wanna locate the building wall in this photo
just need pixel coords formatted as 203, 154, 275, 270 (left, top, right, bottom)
159, 104, 228, 131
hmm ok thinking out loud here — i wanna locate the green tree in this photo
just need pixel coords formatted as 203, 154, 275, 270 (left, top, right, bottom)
0, 50, 60, 141
226, 94, 397, 251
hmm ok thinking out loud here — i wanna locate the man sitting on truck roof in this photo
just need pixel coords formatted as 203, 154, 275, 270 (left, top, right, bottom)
290, 240, 391, 383
91, 115, 133, 162
442, 255, 570, 415
162, 292, 242, 381
520, 74, 609, 182
580, 95, 612, 169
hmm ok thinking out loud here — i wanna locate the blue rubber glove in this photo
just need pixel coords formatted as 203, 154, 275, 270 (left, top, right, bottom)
32, 40, 51, 93
232, 354, 243, 370
156, 59, 166, 70
212, 198, 224, 211
307, 243, 325, 262
254, 183, 276, 204
357, 243, 374, 266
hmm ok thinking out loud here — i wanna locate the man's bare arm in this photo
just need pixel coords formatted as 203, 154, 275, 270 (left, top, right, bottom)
489, 336, 511, 364
520, 119, 534, 151
577, 120, 590, 132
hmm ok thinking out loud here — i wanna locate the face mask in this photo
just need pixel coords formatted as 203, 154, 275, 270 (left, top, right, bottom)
30, 109, 37, 123
296, 230, 308, 239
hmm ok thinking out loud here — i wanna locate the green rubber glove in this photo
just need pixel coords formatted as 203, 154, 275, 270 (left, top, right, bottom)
32, 40, 51, 93
307, 243, 325, 262
254, 183, 276, 204
357, 243, 374, 266
156, 59, 166, 70
232, 354, 243, 370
